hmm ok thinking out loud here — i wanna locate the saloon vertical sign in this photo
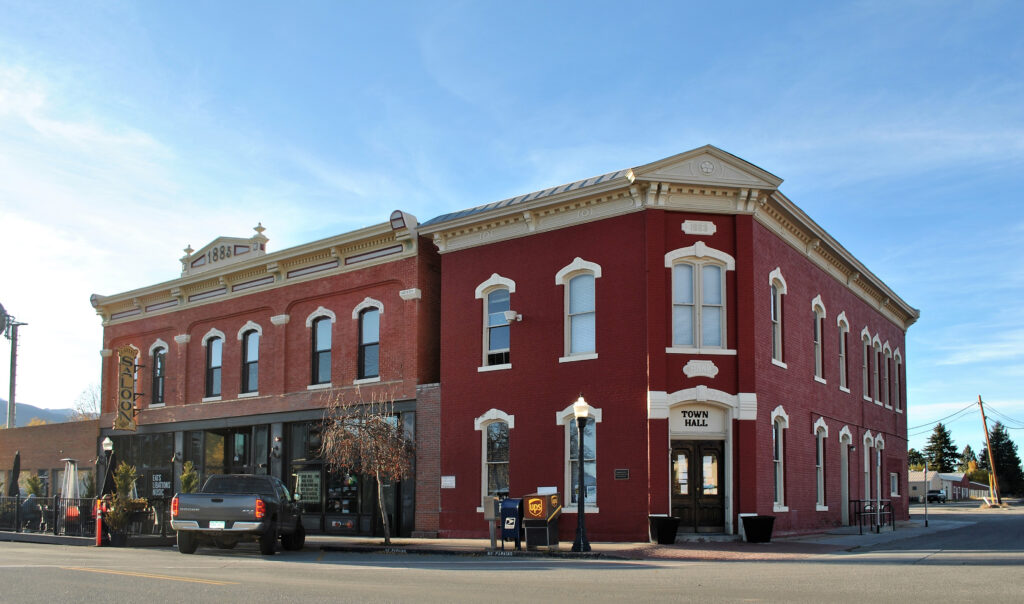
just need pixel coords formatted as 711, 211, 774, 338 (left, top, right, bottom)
114, 345, 137, 431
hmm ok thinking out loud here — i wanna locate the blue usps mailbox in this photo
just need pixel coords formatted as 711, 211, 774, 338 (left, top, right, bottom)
500, 498, 523, 550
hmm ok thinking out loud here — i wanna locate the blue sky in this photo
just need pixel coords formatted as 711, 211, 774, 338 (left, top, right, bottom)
1, 1, 1022, 453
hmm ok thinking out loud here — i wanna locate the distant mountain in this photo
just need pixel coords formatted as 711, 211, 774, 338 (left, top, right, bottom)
0, 399, 75, 426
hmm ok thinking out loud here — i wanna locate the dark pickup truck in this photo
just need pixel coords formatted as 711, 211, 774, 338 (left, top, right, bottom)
170, 474, 304, 555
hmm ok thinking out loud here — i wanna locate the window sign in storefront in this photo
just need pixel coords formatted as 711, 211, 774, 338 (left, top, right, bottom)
294, 469, 321, 502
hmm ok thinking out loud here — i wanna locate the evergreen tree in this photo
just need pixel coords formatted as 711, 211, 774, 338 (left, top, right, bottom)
986, 422, 1024, 495
924, 423, 958, 472
907, 448, 925, 469
958, 444, 978, 472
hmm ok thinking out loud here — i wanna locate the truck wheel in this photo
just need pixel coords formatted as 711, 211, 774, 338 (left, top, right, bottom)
177, 531, 198, 555
282, 521, 305, 551
259, 522, 277, 555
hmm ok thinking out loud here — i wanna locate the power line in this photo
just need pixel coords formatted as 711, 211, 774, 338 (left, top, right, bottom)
907, 401, 979, 432
985, 404, 1024, 429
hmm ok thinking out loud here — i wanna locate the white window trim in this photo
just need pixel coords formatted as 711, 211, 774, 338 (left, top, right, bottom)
236, 321, 263, 340
890, 472, 900, 497
238, 391, 260, 399
837, 311, 849, 391
666, 346, 737, 355
771, 405, 789, 512
305, 306, 337, 327
351, 297, 384, 319
894, 349, 903, 413
882, 345, 893, 409
478, 277, 514, 370
559, 352, 598, 363
201, 328, 226, 347
861, 329, 872, 401
556, 258, 602, 358
666, 243, 734, 351
872, 336, 882, 404
353, 376, 381, 385
306, 383, 333, 391
769, 268, 787, 364
812, 295, 826, 382
478, 363, 512, 372
863, 431, 874, 499
474, 409, 515, 512
201, 396, 222, 403
556, 403, 603, 513
814, 417, 828, 510
475, 273, 517, 298
148, 338, 169, 357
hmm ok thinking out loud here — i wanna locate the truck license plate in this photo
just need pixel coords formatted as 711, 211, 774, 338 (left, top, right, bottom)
209, 521, 225, 529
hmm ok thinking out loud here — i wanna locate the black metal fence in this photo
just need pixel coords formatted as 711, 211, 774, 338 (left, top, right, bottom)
0, 496, 172, 539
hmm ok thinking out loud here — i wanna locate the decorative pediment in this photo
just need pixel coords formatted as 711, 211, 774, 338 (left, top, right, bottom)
180, 224, 269, 277
632, 145, 783, 190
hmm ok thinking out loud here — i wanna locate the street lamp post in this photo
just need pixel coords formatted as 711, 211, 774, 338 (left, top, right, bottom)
571, 396, 591, 553
101, 437, 114, 494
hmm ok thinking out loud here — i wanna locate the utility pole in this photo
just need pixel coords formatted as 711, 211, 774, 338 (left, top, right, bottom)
1, 303, 26, 429
978, 395, 1002, 505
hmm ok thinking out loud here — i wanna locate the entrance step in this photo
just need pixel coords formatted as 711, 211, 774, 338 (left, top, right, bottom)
673, 533, 740, 543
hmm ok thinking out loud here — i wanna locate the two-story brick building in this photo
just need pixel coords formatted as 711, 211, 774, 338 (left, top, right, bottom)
89, 213, 441, 537
419, 145, 917, 540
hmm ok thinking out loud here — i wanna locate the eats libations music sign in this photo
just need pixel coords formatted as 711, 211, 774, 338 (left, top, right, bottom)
113, 345, 138, 431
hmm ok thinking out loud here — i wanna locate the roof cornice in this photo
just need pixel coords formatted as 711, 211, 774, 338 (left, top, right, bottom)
91, 219, 419, 326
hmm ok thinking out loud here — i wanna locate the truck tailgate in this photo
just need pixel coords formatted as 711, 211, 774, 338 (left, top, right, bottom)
174, 493, 262, 529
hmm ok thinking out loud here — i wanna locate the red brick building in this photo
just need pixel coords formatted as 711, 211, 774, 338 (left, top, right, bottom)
419, 146, 917, 540
90, 214, 441, 537
0, 420, 100, 497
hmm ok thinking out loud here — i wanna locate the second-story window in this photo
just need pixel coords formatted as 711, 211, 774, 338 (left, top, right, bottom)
837, 315, 849, 390
568, 273, 596, 354
358, 309, 380, 379
485, 288, 511, 366
813, 308, 824, 379
206, 337, 222, 398
672, 263, 726, 348
241, 330, 259, 393
312, 316, 332, 385
151, 347, 166, 404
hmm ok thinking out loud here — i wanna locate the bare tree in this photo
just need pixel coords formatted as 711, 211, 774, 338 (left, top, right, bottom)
71, 384, 101, 421
319, 387, 415, 545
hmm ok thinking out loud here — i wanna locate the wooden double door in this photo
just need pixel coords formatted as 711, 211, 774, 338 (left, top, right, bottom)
671, 440, 725, 533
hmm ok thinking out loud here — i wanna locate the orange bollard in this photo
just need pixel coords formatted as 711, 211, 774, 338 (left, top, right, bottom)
95, 499, 104, 547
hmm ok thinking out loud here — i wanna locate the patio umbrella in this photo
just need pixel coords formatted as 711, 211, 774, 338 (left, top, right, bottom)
7, 450, 20, 497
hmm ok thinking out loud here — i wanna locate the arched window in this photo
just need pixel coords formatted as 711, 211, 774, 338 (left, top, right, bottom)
206, 337, 222, 398
241, 330, 259, 393
769, 268, 787, 365
883, 345, 892, 408
358, 308, 380, 379
771, 405, 789, 511
486, 288, 511, 366
863, 432, 874, 499
557, 403, 603, 508
556, 258, 601, 360
894, 351, 903, 412
837, 312, 849, 391
666, 243, 734, 351
812, 296, 826, 381
475, 409, 514, 503
814, 418, 829, 509
873, 339, 882, 403
151, 347, 166, 405
475, 274, 516, 370
486, 421, 510, 497
312, 316, 332, 385
861, 330, 872, 400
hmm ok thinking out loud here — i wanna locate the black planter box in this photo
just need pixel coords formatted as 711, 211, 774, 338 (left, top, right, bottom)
741, 515, 775, 543
648, 515, 680, 545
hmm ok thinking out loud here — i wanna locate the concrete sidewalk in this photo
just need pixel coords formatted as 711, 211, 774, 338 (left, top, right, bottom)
310, 516, 972, 562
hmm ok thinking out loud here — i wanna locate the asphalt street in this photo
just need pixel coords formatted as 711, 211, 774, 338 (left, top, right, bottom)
0, 503, 1020, 603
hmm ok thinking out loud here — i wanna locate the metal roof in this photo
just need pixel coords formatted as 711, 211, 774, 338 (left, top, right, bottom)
419, 168, 631, 228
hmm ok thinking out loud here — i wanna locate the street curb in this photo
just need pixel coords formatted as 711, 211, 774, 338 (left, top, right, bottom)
318, 544, 619, 559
